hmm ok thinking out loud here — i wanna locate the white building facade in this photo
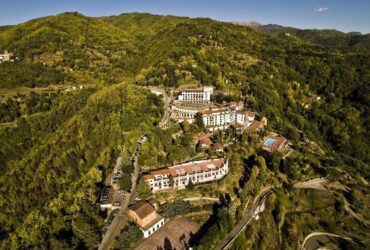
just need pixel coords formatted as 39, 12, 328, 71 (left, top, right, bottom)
201, 109, 255, 131
177, 86, 214, 103
142, 217, 166, 238
144, 158, 229, 192
0, 51, 12, 63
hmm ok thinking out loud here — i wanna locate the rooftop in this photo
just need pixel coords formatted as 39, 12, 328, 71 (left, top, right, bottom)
144, 158, 226, 180
141, 214, 164, 230
237, 109, 256, 117
128, 200, 156, 219
245, 120, 265, 133
199, 137, 212, 147
182, 89, 205, 93
213, 143, 224, 151
200, 109, 233, 115
136, 216, 199, 250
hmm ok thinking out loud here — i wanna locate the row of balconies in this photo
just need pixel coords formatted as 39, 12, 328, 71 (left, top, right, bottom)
148, 167, 228, 190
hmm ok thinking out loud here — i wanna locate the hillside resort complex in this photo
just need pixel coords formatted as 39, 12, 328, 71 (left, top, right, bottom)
144, 158, 228, 192
171, 86, 259, 131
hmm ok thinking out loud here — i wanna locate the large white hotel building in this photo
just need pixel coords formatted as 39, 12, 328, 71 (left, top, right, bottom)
177, 86, 214, 103
201, 109, 256, 131
143, 158, 228, 192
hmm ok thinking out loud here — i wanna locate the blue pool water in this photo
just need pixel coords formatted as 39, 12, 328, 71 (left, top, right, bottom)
264, 138, 276, 146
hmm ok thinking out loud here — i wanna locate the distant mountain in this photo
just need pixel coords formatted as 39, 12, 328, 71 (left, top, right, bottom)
230, 21, 262, 27
0, 25, 13, 32
0, 12, 369, 249
231, 21, 369, 50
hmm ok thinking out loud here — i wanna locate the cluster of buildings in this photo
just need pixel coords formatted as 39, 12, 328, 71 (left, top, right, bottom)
143, 158, 228, 192
128, 200, 199, 249
171, 86, 260, 132
0, 50, 13, 63
171, 86, 291, 153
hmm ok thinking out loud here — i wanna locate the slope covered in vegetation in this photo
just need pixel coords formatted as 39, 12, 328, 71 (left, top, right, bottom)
0, 84, 163, 248
0, 12, 369, 249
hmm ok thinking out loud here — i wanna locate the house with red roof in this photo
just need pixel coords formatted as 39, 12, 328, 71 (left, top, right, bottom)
143, 158, 229, 192
128, 200, 166, 238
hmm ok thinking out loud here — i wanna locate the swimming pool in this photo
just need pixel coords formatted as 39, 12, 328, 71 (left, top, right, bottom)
264, 138, 276, 146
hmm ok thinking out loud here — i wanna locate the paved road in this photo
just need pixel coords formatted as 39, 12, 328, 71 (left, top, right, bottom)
215, 177, 370, 250
104, 156, 122, 186
214, 188, 273, 250
183, 197, 220, 202
294, 178, 329, 190
98, 135, 147, 250
301, 232, 355, 250
215, 178, 330, 250
295, 178, 370, 226
158, 89, 171, 129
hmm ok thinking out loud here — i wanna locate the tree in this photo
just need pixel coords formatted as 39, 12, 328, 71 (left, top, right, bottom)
119, 172, 132, 191
137, 179, 152, 200
114, 223, 143, 249
245, 166, 260, 196
159, 200, 193, 218
194, 112, 205, 129
181, 120, 190, 133
257, 156, 268, 185
187, 179, 195, 190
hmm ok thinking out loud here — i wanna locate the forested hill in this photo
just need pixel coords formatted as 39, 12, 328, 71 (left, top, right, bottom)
232, 21, 370, 51
0, 12, 369, 248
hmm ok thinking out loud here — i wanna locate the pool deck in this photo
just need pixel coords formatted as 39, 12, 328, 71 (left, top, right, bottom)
261, 134, 289, 152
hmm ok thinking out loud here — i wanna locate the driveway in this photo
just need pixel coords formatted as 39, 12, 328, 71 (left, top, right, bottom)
98, 135, 147, 250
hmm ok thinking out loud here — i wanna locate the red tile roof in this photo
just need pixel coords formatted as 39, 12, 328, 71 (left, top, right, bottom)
143, 158, 226, 180
245, 120, 264, 133
199, 138, 212, 147
136, 216, 199, 250
213, 143, 224, 151
129, 201, 156, 219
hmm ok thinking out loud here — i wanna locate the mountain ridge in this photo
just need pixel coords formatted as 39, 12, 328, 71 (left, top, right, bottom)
0, 11, 368, 249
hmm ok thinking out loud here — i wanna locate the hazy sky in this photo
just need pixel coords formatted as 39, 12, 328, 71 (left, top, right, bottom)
0, 0, 369, 33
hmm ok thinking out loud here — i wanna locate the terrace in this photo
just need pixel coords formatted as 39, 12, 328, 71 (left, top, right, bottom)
261, 134, 289, 152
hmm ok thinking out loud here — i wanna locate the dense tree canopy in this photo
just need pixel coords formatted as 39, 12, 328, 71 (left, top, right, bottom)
0, 12, 368, 249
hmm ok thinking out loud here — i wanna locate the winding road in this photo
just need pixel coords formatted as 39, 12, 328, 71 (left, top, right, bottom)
301, 232, 356, 250
214, 188, 273, 250
215, 178, 331, 250
215, 177, 370, 250
98, 135, 147, 250
155, 89, 172, 129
